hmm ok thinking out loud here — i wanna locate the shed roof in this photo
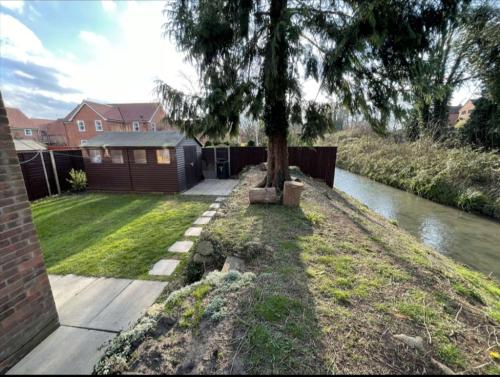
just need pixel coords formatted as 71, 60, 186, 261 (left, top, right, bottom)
14, 139, 47, 151
82, 131, 191, 148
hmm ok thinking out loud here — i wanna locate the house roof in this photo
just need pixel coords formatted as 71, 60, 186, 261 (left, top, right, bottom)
6, 107, 32, 127
30, 118, 54, 128
82, 131, 189, 148
448, 105, 461, 114
13, 139, 47, 151
64, 101, 161, 123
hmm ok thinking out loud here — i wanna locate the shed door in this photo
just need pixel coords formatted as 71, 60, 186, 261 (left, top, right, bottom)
184, 146, 199, 189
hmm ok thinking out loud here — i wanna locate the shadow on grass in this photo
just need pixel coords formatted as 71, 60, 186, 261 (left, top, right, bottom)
225, 203, 329, 374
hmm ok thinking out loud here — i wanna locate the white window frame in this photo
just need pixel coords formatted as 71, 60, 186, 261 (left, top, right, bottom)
77, 120, 86, 132
132, 121, 140, 132
95, 120, 103, 132
81, 140, 88, 146
150, 122, 156, 132
24, 129, 33, 136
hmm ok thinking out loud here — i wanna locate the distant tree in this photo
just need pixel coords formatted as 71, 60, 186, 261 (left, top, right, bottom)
460, 98, 500, 149
158, 0, 462, 190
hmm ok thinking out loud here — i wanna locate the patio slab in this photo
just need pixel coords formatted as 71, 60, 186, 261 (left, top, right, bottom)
168, 240, 194, 253
193, 216, 211, 225
7, 326, 114, 375
149, 259, 180, 276
184, 227, 203, 237
201, 210, 217, 217
209, 203, 221, 209
182, 179, 238, 196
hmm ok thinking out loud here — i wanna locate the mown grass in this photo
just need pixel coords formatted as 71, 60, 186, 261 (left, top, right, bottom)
32, 193, 210, 280
324, 129, 500, 218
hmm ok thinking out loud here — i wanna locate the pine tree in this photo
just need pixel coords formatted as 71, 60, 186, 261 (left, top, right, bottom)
158, 0, 460, 190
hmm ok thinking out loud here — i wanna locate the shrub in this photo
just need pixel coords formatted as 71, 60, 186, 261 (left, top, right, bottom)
66, 169, 87, 192
247, 140, 256, 147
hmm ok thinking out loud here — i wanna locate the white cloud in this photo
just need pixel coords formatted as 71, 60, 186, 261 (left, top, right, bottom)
79, 30, 110, 49
0, 0, 24, 13
0, 13, 45, 62
13, 69, 35, 79
101, 0, 117, 12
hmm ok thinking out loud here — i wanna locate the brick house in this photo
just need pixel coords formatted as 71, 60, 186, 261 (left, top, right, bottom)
0, 95, 59, 373
5, 107, 51, 142
448, 99, 476, 126
62, 100, 171, 147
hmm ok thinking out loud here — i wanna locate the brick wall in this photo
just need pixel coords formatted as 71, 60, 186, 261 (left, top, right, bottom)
0, 94, 59, 373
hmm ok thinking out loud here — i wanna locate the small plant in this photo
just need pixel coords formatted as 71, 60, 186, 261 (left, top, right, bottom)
66, 169, 87, 192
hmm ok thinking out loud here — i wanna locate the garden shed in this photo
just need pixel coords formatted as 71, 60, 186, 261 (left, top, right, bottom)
82, 132, 202, 193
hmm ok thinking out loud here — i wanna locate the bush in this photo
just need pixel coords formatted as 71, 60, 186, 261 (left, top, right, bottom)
247, 140, 256, 147
66, 169, 87, 192
460, 98, 500, 150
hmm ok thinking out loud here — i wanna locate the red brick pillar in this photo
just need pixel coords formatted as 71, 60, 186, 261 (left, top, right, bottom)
0, 92, 59, 373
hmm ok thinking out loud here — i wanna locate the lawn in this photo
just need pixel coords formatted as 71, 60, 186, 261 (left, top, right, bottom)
32, 193, 210, 280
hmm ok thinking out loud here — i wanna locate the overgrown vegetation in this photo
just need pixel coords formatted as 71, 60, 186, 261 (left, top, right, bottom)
96, 167, 500, 374
325, 129, 500, 218
32, 193, 210, 280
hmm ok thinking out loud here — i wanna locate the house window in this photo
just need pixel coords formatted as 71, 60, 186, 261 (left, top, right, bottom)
90, 149, 102, 163
24, 129, 33, 136
133, 149, 147, 164
149, 122, 156, 132
111, 149, 124, 164
95, 120, 103, 132
132, 121, 140, 132
80, 140, 88, 146
77, 120, 85, 132
156, 149, 171, 164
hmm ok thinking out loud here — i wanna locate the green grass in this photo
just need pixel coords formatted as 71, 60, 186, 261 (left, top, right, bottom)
32, 193, 210, 280
324, 129, 500, 218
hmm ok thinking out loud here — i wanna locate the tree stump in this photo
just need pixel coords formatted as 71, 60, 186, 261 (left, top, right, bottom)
283, 181, 304, 207
249, 188, 278, 204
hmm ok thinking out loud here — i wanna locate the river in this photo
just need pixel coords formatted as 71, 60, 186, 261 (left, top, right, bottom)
334, 168, 500, 279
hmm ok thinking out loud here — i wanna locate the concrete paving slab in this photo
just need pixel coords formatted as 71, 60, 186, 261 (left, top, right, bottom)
149, 259, 180, 276
184, 227, 203, 237
209, 203, 221, 209
201, 210, 217, 217
7, 326, 114, 375
58, 278, 132, 327
182, 179, 238, 196
49, 274, 98, 310
87, 280, 167, 332
193, 216, 211, 225
168, 240, 194, 253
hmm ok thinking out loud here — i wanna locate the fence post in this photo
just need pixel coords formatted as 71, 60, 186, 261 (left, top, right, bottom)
213, 147, 217, 177
39, 151, 52, 197
49, 151, 61, 194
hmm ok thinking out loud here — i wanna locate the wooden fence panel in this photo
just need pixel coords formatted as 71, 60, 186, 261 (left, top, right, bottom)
17, 150, 85, 201
203, 146, 337, 187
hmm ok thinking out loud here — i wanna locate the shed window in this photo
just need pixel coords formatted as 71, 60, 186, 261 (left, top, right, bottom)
111, 150, 124, 164
156, 149, 171, 164
24, 129, 33, 136
90, 149, 102, 163
132, 121, 140, 132
133, 150, 147, 164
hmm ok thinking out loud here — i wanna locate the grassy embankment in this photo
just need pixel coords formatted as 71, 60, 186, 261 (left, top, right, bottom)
95, 167, 500, 375
32, 193, 210, 280
323, 129, 500, 219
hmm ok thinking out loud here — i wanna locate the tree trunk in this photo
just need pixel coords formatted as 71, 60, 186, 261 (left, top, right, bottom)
258, 0, 291, 192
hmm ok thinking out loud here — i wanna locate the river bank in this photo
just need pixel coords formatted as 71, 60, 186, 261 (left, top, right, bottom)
325, 130, 500, 219
95, 167, 500, 375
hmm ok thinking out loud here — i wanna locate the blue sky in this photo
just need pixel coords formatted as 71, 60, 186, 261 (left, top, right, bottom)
0, 0, 478, 120
0, 0, 198, 119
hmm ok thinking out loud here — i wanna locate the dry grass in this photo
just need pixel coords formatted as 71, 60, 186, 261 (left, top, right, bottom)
323, 129, 500, 219
96, 167, 500, 375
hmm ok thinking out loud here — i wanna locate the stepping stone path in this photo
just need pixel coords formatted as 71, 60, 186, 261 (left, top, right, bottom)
168, 240, 194, 253
149, 259, 180, 276
184, 227, 203, 237
148, 196, 228, 277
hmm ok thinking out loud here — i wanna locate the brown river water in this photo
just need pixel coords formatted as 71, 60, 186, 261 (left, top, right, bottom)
334, 168, 500, 280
